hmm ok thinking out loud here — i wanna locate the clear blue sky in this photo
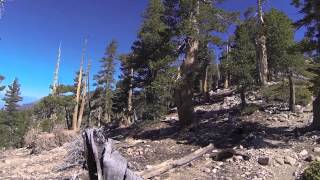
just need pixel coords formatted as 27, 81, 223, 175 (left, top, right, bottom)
0, 0, 305, 104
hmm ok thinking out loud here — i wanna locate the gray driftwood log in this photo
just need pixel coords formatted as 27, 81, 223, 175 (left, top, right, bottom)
83, 129, 142, 180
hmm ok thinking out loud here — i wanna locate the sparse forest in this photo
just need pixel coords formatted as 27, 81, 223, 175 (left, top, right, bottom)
1, 0, 320, 179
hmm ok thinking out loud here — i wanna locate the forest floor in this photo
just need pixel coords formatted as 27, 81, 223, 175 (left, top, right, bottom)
0, 89, 320, 180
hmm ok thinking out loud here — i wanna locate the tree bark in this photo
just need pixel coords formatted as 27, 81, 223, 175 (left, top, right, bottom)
175, 1, 199, 126
312, 94, 320, 129
77, 74, 87, 129
289, 71, 296, 113
52, 42, 61, 96
240, 89, 246, 108
138, 144, 214, 179
202, 66, 209, 102
223, 75, 229, 89
256, 0, 269, 86
72, 61, 83, 130
126, 67, 134, 125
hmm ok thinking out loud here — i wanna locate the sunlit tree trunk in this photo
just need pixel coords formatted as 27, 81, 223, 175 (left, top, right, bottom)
52, 42, 62, 96
77, 62, 91, 129
202, 66, 209, 102
72, 60, 83, 130
256, 0, 268, 86
288, 71, 296, 113
175, 1, 200, 126
126, 67, 134, 125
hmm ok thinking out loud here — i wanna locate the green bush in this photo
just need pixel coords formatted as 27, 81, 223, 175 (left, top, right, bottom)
241, 104, 260, 116
40, 118, 54, 133
262, 80, 312, 106
0, 110, 32, 148
303, 161, 320, 180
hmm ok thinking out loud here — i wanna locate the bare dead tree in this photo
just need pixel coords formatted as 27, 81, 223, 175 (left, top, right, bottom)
52, 41, 62, 96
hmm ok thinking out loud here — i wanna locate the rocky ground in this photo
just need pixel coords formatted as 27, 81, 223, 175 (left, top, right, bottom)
0, 89, 320, 180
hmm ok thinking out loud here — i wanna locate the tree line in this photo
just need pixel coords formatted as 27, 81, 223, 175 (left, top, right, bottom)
0, 0, 320, 147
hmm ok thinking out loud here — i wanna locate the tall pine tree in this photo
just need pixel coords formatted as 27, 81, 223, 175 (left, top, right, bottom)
292, 0, 320, 129
132, 0, 176, 120
94, 40, 118, 123
3, 78, 22, 114
164, 0, 237, 125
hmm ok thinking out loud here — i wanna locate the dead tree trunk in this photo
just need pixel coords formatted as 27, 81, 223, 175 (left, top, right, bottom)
202, 66, 209, 102
52, 42, 62, 96
240, 89, 246, 108
138, 144, 214, 179
72, 60, 83, 130
77, 72, 87, 129
312, 93, 320, 130
126, 67, 134, 125
87, 60, 92, 127
175, 1, 200, 126
256, 0, 268, 86
72, 39, 87, 130
83, 129, 142, 180
289, 71, 296, 113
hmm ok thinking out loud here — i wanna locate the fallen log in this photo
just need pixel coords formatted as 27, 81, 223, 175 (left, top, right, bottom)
137, 144, 214, 179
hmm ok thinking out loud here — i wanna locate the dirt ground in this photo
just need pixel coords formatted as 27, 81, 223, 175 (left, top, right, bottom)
0, 93, 320, 180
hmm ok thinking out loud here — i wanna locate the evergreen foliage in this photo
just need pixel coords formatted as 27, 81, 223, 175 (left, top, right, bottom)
2, 78, 23, 114
94, 40, 118, 122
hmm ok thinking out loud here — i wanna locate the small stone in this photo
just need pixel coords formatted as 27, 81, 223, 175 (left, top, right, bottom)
305, 155, 315, 162
233, 155, 243, 161
203, 168, 211, 173
316, 156, 320, 161
275, 158, 284, 165
299, 150, 308, 157
212, 168, 217, 174
258, 157, 270, 166
217, 162, 224, 166
284, 156, 296, 166
313, 147, 320, 153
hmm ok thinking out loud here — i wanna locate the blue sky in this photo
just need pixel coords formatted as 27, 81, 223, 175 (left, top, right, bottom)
0, 0, 305, 104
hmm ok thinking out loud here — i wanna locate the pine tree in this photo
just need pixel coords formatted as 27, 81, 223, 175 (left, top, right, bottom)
256, 0, 269, 85
264, 9, 295, 77
94, 40, 118, 123
131, 0, 176, 120
164, 0, 237, 125
230, 22, 257, 108
3, 78, 22, 114
0, 75, 5, 92
0, 0, 5, 19
292, 0, 320, 128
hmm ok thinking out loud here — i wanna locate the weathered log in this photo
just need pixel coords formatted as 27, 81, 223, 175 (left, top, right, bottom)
138, 143, 214, 179
83, 129, 142, 180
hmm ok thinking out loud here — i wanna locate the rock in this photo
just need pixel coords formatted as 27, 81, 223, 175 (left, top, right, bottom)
233, 155, 243, 161
279, 113, 289, 119
258, 157, 270, 166
212, 168, 217, 174
203, 168, 211, 173
284, 156, 296, 166
299, 150, 308, 157
313, 147, 320, 153
305, 155, 315, 162
316, 156, 320, 162
275, 158, 284, 165
217, 162, 224, 166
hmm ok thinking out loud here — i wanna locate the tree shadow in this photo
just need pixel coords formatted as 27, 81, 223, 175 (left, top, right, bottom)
105, 104, 319, 152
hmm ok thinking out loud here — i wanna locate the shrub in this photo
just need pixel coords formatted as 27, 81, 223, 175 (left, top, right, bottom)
303, 161, 320, 180
241, 104, 260, 116
262, 80, 312, 106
